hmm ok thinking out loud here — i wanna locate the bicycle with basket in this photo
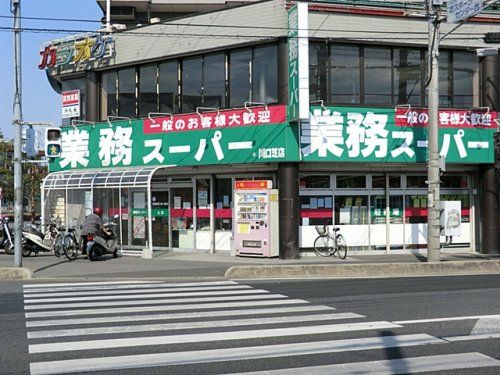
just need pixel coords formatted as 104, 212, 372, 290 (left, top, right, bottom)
313, 225, 348, 259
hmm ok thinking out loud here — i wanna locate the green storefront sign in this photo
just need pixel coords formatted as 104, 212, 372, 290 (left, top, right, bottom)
301, 106, 496, 163
49, 105, 300, 172
132, 208, 169, 217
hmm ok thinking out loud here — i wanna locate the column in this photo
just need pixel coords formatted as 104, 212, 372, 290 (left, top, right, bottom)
278, 162, 300, 259
480, 54, 500, 254
85, 71, 99, 122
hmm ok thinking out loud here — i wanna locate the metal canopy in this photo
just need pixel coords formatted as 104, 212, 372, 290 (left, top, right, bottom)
42, 166, 168, 190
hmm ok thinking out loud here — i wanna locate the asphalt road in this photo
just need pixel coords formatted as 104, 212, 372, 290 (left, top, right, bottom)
1, 275, 499, 374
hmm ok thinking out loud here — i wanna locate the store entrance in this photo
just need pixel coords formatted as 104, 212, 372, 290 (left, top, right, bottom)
151, 190, 169, 247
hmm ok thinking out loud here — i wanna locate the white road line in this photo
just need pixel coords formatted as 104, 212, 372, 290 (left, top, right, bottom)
29, 321, 401, 353
24, 284, 251, 298
24, 288, 269, 303
22, 280, 164, 289
29, 334, 442, 375
226, 353, 500, 375
394, 314, 500, 325
24, 293, 287, 310
25, 299, 309, 318
23, 280, 236, 293
443, 332, 500, 342
28, 312, 365, 339
25, 305, 337, 327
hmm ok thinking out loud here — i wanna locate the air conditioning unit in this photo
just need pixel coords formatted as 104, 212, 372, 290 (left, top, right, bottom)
110, 6, 135, 21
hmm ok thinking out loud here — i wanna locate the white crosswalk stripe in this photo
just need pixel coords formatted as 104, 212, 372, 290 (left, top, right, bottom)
23, 280, 500, 375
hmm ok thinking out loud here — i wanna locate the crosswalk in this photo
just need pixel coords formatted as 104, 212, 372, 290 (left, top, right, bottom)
23, 280, 500, 374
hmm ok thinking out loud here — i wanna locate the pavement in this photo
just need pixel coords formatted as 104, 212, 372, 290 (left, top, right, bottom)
1, 248, 500, 280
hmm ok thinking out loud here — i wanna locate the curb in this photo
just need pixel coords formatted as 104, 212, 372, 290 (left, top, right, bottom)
224, 260, 500, 279
0, 267, 33, 280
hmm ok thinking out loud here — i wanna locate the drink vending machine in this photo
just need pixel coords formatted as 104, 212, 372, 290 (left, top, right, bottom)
234, 180, 279, 257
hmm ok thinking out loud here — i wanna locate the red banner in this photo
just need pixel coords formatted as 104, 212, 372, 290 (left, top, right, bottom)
143, 105, 287, 134
395, 108, 497, 128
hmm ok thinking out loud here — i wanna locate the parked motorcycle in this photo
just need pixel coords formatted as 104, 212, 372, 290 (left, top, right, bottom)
86, 216, 119, 261
22, 222, 64, 257
1, 217, 14, 255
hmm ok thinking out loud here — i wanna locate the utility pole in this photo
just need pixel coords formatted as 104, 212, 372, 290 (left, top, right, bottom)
426, 0, 441, 262
12, 0, 23, 268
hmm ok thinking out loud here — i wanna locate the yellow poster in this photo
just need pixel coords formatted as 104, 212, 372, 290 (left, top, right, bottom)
237, 223, 250, 234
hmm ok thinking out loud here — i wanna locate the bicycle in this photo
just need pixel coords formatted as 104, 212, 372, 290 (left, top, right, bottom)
63, 223, 84, 261
313, 225, 348, 259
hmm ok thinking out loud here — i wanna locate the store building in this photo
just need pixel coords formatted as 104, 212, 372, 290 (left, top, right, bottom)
40, 0, 500, 257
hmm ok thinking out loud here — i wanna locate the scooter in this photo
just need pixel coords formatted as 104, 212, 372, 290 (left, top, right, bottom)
86, 216, 119, 261
1, 217, 14, 255
22, 222, 63, 257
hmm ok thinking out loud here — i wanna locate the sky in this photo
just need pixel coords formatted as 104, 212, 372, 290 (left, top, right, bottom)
0, 0, 102, 140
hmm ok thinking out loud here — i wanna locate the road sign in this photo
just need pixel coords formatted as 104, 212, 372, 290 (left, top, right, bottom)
447, 0, 483, 24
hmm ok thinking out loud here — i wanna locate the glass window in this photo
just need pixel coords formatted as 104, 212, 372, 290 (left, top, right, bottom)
336, 175, 366, 189
453, 51, 477, 107
182, 57, 203, 112
300, 175, 330, 189
309, 43, 328, 103
215, 178, 232, 231
331, 44, 360, 104
118, 67, 136, 118
253, 45, 278, 104
61, 78, 86, 125
230, 49, 251, 107
159, 61, 178, 114
438, 50, 452, 107
405, 194, 427, 223
406, 175, 427, 188
196, 178, 210, 231
300, 195, 333, 226
364, 47, 392, 105
393, 48, 422, 105
203, 54, 226, 108
138, 64, 158, 117
101, 71, 117, 118
441, 175, 469, 188
335, 196, 368, 225
370, 195, 404, 224
372, 175, 401, 189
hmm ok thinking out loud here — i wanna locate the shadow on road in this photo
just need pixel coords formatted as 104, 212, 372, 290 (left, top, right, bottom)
379, 329, 408, 374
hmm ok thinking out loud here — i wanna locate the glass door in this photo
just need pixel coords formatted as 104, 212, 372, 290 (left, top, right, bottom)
170, 186, 194, 249
151, 190, 169, 247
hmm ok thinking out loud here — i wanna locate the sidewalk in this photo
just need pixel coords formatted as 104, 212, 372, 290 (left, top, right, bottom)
1, 248, 500, 280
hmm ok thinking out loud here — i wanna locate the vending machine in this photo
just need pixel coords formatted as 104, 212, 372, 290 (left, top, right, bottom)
234, 180, 279, 257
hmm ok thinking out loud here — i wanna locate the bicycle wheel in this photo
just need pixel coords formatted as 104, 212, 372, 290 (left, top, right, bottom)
54, 233, 64, 258
64, 234, 78, 261
314, 235, 333, 257
335, 234, 348, 259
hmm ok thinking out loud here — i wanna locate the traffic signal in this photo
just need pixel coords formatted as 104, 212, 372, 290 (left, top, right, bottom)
25, 126, 37, 158
45, 127, 61, 158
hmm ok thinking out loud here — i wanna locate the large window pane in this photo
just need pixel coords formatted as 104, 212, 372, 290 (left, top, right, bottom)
453, 51, 477, 107
182, 57, 202, 112
118, 67, 136, 117
101, 71, 117, 118
203, 54, 226, 108
229, 49, 251, 107
309, 43, 328, 103
253, 44, 278, 103
438, 50, 452, 107
331, 45, 360, 104
138, 64, 158, 117
364, 47, 392, 105
159, 61, 178, 114
393, 48, 422, 105
61, 78, 86, 125
336, 175, 366, 189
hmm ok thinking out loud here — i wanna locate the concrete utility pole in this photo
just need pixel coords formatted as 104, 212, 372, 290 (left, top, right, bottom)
426, 0, 441, 262
12, 0, 23, 267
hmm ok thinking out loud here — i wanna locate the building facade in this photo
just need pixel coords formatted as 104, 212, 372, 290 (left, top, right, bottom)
41, 0, 500, 256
